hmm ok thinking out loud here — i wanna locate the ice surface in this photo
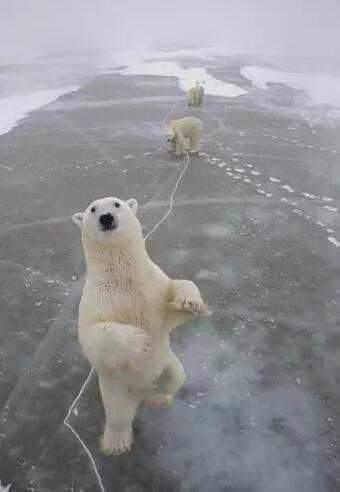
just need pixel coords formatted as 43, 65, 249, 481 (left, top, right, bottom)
1, 52, 340, 492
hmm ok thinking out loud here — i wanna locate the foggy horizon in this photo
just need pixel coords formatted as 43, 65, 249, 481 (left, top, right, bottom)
1, 0, 340, 63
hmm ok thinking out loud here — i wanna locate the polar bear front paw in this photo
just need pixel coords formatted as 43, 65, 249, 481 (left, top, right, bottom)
182, 298, 212, 317
107, 327, 152, 371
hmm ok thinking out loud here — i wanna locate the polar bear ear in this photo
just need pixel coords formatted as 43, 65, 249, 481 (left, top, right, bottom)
126, 198, 138, 214
72, 212, 84, 228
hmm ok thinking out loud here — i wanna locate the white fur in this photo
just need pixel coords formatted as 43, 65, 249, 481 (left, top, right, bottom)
74, 196, 210, 455
168, 116, 203, 155
187, 82, 204, 106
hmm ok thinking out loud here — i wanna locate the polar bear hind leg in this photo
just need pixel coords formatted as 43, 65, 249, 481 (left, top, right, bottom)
99, 376, 141, 455
144, 393, 173, 409
174, 140, 183, 155
144, 351, 186, 408
190, 134, 201, 154
195, 92, 200, 106
173, 134, 186, 155
157, 352, 186, 393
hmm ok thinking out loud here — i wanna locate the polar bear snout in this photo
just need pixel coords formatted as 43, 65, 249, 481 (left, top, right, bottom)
99, 213, 118, 231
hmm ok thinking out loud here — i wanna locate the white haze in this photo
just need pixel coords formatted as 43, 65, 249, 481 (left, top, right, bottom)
1, 0, 340, 63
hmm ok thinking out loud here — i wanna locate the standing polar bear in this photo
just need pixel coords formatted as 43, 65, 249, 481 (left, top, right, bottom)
73, 197, 210, 456
167, 116, 203, 155
187, 82, 204, 106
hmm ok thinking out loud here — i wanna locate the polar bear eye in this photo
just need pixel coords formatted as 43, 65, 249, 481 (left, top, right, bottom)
90, 206, 96, 213
114, 202, 120, 208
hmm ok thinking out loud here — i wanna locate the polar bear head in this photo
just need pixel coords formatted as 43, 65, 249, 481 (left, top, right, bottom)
72, 196, 140, 246
166, 128, 175, 143
166, 123, 176, 151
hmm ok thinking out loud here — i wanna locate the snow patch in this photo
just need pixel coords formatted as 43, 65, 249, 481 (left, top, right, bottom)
328, 237, 340, 247
280, 184, 295, 193
0, 87, 78, 137
118, 61, 247, 98
241, 66, 340, 108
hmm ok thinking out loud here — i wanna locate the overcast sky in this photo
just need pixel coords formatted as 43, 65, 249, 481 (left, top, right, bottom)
1, 0, 340, 62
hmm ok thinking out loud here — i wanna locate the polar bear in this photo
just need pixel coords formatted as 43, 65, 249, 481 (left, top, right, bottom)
167, 116, 203, 155
72, 197, 211, 456
187, 82, 204, 106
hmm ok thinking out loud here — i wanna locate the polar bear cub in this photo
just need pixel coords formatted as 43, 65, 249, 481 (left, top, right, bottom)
167, 116, 203, 155
187, 82, 204, 106
73, 197, 210, 455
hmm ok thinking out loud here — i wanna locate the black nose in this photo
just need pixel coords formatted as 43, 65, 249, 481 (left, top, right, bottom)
99, 213, 116, 230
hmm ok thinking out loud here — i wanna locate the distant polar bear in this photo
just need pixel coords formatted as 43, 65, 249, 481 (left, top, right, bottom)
187, 82, 204, 106
73, 196, 211, 456
167, 116, 203, 155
